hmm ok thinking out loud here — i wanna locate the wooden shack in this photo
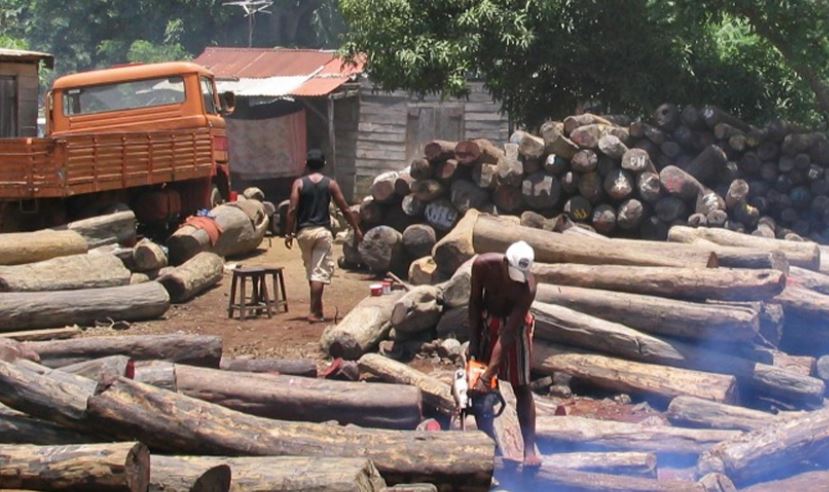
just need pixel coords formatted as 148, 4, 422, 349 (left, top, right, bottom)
0, 48, 53, 137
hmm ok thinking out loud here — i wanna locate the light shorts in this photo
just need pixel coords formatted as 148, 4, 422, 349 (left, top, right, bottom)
297, 226, 334, 284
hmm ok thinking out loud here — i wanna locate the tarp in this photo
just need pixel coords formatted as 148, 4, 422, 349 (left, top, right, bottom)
227, 109, 306, 180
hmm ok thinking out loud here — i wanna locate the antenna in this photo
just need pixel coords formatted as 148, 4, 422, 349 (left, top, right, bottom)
222, 0, 274, 47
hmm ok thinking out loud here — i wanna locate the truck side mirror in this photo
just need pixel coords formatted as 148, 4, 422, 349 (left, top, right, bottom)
219, 91, 236, 116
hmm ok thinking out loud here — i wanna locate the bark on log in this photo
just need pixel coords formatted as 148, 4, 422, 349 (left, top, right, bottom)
536, 415, 739, 455
390, 286, 442, 336
59, 210, 137, 248
668, 225, 821, 270
0, 442, 149, 492
540, 452, 657, 478
87, 377, 494, 489
534, 284, 759, 342
0, 412, 96, 445
149, 455, 231, 492
0, 327, 82, 342
540, 121, 579, 160
0, 253, 130, 292
564, 114, 612, 135
320, 292, 404, 360
661, 166, 705, 200
524, 466, 706, 492
532, 342, 739, 403
359, 226, 405, 274
168, 202, 267, 264
598, 134, 629, 159
59, 355, 132, 381
455, 139, 504, 166
158, 252, 223, 303
473, 215, 708, 268
0, 282, 170, 331
666, 396, 781, 432
788, 266, 829, 294
0, 230, 88, 266
219, 357, 317, 377
372, 171, 400, 203
424, 140, 457, 163
432, 209, 478, 277
161, 456, 386, 492
25, 334, 222, 368
132, 360, 177, 390
531, 263, 784, 301
172, 364, 422, 429
358, 353, 455, 417
570, 124, 609, 149
697, 407, 829, 486
133, 239, 168, 272
510, 130, 545, 160
741, 470, 829, 492
437, 257, 474, 309
773, 285, 829, 324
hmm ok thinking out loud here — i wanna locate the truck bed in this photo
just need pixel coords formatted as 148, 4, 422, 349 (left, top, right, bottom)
0, 128, 214, 199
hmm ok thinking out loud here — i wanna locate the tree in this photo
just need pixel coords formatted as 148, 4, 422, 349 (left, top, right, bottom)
339, 0, 828, 126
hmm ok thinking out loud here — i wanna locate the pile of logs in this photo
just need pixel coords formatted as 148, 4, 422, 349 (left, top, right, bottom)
341, 104, 828, 277
322, 207, 829, 489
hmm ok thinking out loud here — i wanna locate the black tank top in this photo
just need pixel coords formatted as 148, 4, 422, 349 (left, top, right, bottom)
297, 175, 332, 230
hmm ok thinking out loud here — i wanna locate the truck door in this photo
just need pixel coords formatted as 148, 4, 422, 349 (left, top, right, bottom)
0, 76, 17, 137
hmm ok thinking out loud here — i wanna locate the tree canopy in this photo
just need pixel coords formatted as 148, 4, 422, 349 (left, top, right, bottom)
340, 0, 829, 126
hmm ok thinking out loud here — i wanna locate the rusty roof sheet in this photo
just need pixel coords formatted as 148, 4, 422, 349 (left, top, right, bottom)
0, 48, 54, 68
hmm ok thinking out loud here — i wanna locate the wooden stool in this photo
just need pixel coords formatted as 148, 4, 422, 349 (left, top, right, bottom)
228, 267, 273, 320
262, 266, 289, 313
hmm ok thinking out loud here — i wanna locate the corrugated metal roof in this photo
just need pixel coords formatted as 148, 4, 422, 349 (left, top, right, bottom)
0, 48, 54, 68
194, 47, 364, 97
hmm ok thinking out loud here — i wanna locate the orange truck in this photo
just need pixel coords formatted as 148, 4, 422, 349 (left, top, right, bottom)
0, 61, 234, 231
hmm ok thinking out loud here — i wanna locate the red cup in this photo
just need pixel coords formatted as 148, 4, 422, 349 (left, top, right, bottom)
229, 191, 238, 202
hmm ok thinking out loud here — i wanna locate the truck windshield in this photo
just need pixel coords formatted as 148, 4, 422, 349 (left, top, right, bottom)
63, 76, 186, 116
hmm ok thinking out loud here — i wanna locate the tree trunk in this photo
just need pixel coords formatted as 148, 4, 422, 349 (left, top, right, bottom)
59, 355, 132, 382
473, 215, 711, 268
536, 415, 739, 455
25, 334, 222, 368
133, 239, 168, 272
158, 252, 223, 303
531, 263, 784, 301
697, 407, 829, 486
538, 452, 656, 478
788, 266, 829, 294
149, 456, 231, 492
358, 353, 455, 417
0, 442, 149, 492
358, 226, 405, 274
454, 138, 504, 166
87, 377, 494, 489
534, 284, 759, 342
523, 466, 707, 492
0, 411, 97, 445
320, 292, 404, 360
170, 364, 422, 429
390, 285, 442, 336
219, 357, 317, 377
424, 140, 457, 163
741, 471, 829, 492
56, 210, 137, 248
668, 226, 821, 270
0, 253, 130, 292
0, 282, 170, 331
666, 396, 781, 432
0, 326, 82, 342
773, 285, 829, 322
372, 171, 400, 204
168, 202, 268, 265
157, 456, 386, 492
0, 230, 88, 266
532, 342, 739, 403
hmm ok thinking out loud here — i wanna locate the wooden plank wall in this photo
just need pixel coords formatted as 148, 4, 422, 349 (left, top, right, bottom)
0, 62, 39, 137
351, 80, 508, 199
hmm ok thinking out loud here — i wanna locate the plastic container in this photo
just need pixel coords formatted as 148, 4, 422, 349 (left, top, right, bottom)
382, 280, 392, 295
229, 191, 239, 202
370, 283, 383, 296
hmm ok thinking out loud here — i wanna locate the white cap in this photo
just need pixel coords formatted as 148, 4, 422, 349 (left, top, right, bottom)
505, 241, 534, 283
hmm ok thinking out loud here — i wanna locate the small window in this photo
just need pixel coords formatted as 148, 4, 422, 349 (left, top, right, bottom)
201, 77, 218, 114
63, 76, 186, 116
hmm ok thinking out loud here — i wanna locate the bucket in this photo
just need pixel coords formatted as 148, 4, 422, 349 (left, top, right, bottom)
370, 283, 383, 296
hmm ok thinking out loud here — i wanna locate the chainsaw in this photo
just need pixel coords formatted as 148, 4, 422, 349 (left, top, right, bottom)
453, 356, 506, 431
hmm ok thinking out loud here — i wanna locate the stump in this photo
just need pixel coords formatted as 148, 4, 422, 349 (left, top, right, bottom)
158, 252, 223, 303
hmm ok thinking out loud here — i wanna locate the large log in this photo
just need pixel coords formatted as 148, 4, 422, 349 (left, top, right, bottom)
162, 456, 386, 492
455, 138, 504, 166
321, 292, 404, 360
390, 285, 442, 336
219, 357, 317, 377
532, 341, 739, 403
522, 171, 561, 210
168, 202, 268, 264
133, 238, 168, 272
522, 468, 710, 492
0, 327, 82, 342
773, 285, 829, 322
358, 353, 454, 417
170, 364, 422, 429
372, 171, 401, 203
158, 252, 223, 303
25, 334, 222, 368
668, 225, 821, 270
59, 355, 132, 381
58, 210, 137, 247
535, 284, 759, 342
149, 456, 231, 492
539, 452, 657, 478
531, 263, 785, 301
540, 121, 579, 159
0, 442, 149, 492
697, 407, 829, 486
741, 470, 829, 492
0, 230, 88, 266
0, 282, 170, 331
0, 253, 130, 292
402, 224, 436, 260
424, 140, 457, 163
473, 215, 711, 268
788, 266, 829, 294
0, 411, 96, 445
536, 415, 740, 455
87, 377, 494, 489
358, 226, 405, 274
666, 396, 781, 432
432, 209, 479, 277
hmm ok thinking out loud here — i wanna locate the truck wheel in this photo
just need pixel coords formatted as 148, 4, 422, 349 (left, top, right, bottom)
210, 185, 223, 209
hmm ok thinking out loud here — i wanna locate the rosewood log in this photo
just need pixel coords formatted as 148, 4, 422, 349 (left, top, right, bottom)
158, 252, 223, 303
59, 210, 137, 248
358, 353, 455, 416
523, 466, 707, 492
149, 455, 231, 492
0, 253, 130, 292
539, 452, 657, 478
666, 396, 782, 432
0, 230, 87, 266
59, 355, 132, 381
320, 292, 404, 360
219, 357, 317, 377
0, 411, 96, 445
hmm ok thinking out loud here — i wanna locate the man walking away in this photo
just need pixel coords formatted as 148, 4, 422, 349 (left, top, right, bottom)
468, 240, 541, 468
285, 149, 363, 323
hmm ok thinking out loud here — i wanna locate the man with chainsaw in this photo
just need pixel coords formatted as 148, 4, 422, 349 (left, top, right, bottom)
467, 240, 541, 467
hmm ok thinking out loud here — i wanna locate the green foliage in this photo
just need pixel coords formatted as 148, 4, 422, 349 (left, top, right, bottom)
340, 0, 829, 125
